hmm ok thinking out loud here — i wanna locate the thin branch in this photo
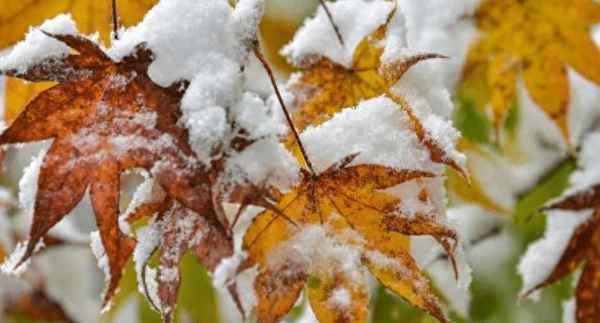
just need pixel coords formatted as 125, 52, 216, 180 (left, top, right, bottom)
319, 0, 345, 46
253, 48, 316, 175
111, 0, 119, 40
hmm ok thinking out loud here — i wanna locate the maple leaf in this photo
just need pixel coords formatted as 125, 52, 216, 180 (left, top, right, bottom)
522, 186, 600, 323
127, 190, 233, 323
462, 0, 600, 142
240, 154, 457, 323
286, 8, 466, 178
1, 0, 157, 124
0, 32, 220, 308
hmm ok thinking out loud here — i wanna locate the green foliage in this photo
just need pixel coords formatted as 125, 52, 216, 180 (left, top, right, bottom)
454, 97, 492, 145
105, 252, 218, 323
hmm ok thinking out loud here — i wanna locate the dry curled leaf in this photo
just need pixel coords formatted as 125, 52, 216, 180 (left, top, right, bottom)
240, 154, 456, 323
129, 193, 233, 323
0, 32, 218, 308
2, 0, 157, 124
288, 9, 466, 178
463, 0, 600, 141
526, 187, 600, 323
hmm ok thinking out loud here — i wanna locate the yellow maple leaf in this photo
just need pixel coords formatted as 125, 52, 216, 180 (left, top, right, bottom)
1, 0, 157, 123
462, 0, 600, 142
241, 154, 457, 323
287, 8, 467, 179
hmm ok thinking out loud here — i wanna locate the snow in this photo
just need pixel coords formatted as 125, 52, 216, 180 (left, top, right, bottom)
396, 0, 480, 91
18, 149, 46, 222
120, 173, 165, 235
562, 298, 576, 323
230, 92, 287, 140
35, 246, 102, 323
327, 287, 351, 310
410, 204, 500, 316
518, 209, 594, 295
232, 0, 265, 49
0, 14, 77, 74
567, 68, 600, 146
380, 6, 411, 64
422, 113, 466, 169
17, 149, 86, 241
1, 241, 30, 275
214, 253, 245, 288
133, 217, 162, 308
0, 189, 13, 252
564, 132, 600, 194
282, 0, 394, 68
110, 0, 263, 86
185, 88, 299, 194
268, 225, 364, 280
300, 96, 441, 174
220, 139, 299, 192
89, 231, 112, 311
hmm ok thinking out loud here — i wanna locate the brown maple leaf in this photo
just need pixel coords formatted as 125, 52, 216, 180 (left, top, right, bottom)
0, 32, 220, 308
525, 186, 600, 323
239, 154, 457, 323
126, 191, 234, 323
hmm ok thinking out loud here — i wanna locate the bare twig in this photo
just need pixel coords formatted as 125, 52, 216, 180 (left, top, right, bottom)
111, 0, 119, 40
319, 0, 345, 47
253, 48, 316, 175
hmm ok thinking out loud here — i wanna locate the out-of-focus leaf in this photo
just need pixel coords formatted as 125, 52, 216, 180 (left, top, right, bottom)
463, 0, 600, 142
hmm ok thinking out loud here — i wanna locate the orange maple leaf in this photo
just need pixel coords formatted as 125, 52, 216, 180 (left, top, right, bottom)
0, 32, 218, 308
240, 154, 457, 323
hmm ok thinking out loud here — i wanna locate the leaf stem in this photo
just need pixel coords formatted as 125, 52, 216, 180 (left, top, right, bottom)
253, 48, 316, 175
319, 0, 345, 47
111, 0, 119, 40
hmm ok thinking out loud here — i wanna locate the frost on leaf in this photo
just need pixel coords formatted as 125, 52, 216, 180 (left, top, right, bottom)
129, 188, 233, 323
0, 28, 216, 309
1, 1, 158, 123
519, 132, 600, 323
462, 0, 600, 142
238, 98, 459, 323
283, 0, 466, 178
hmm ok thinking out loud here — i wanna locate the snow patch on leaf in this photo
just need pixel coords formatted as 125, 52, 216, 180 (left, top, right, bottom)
566, 132, 600, 193
214, 253, 245, 288
0, 240, 43, 275
518, 209, 594, 294
0, 14, 77, 73
282, 0, 394, 68
268, 225, 364, 280
89, 231, 113, 312
300, 96, 440, 174
327, 287, 351, 310
110, 0, 262, 86
18, 149, 47, 220
221, 139, 299, 192
133, 217, 162, 309
120, 173, 165, 235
